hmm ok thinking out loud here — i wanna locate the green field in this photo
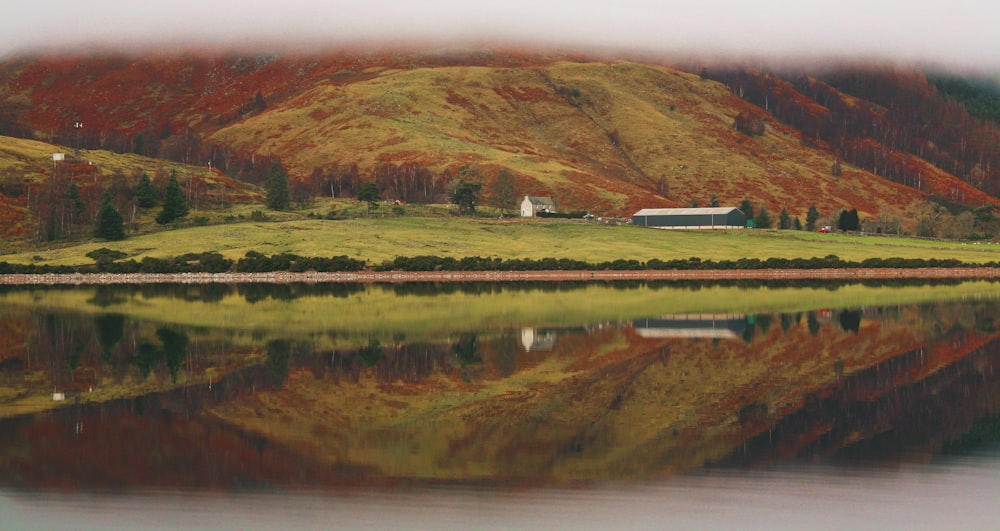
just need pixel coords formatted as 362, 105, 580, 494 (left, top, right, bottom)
4, 207, 1000, 268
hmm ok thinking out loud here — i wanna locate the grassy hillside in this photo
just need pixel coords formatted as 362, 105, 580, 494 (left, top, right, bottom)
209, 60, 951, 221
4, 51, 998, 233
4, 210, 999, 267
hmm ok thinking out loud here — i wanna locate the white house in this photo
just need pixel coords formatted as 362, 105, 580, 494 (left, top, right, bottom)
520, 196, 557, 217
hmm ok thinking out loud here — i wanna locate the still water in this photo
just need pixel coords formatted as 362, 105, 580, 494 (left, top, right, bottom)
1, 280, 999, 529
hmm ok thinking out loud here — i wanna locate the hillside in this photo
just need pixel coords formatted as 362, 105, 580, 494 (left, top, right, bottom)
0, 135, 263, 247
1, 50, 999, 245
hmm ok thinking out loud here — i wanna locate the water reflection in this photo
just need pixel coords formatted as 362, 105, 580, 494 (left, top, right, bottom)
0, 281, 998, 493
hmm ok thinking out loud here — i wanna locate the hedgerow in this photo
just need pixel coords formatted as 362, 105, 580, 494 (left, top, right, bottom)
0, 253, 993, 275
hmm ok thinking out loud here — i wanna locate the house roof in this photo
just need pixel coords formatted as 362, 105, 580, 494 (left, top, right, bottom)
633, 207, 743, 217
525, 196, 556, 206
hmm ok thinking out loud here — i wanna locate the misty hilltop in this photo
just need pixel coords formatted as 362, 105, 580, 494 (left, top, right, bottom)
1, 49, 999, 241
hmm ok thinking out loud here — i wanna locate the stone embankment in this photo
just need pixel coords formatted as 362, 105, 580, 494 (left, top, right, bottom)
2, 268, 1000, 285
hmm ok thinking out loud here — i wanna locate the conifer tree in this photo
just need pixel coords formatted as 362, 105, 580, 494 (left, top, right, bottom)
94, 192, 125, 240
755, 207, 773, 229
806, 205, 820, 231
778, 208, 791, 229
156, 172, 188, 225
136, 172, 157, 208
265, 162, 291, 210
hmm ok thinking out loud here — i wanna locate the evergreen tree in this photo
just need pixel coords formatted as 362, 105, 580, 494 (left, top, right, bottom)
755, 207, 773, 229
264, 162, 291, 210
136, 172, 157, 208
709, 195, 720, 207
739, 199, 754, 223
94, 192, 125, 240
66, 182, 86, 226
793, 216, 803, 230
806, 205, 820, 231
133, 133, 146, 156
778, 208, 791, 229
838, 208, 860, 232
156, 172, 188, 225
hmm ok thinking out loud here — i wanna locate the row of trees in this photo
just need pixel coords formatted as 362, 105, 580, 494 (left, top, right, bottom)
710, 67, 1000, 197
736, 199, 825, 231
26, 161, 193, 242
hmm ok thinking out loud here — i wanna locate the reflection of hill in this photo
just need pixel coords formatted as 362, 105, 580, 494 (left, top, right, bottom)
1, 299, 999, 490
203, 301, 1000, 485
728, 333, 1000, 467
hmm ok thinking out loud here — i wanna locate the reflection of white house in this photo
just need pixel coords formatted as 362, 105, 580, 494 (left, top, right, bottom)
521, 196, 557, 217
633, 314, 747, 339
521, 328, 558, 351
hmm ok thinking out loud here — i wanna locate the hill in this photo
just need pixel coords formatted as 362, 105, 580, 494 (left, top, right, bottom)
0, 135, 263, 249
1, 49, 999, 247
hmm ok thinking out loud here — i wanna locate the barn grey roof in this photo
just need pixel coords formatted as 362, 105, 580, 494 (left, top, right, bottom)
633, 207, 742, 217
525, 196, 556, 205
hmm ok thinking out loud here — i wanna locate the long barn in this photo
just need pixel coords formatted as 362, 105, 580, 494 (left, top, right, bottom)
632, 207, 746, 229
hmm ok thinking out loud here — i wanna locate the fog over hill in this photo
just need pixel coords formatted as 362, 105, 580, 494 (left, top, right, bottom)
3, 0, 1000, 72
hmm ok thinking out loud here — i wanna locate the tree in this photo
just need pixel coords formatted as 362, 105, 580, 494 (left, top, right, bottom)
133, 133, 146, 156
66, 182, 86, 227
357, 181, 381, 216
489, 169, 517, 216
264, 161, 291, 210
156, 172, 188, 225
793, 216, 803, 230
709, 194, 720, 207
136, 172, 157, 208
756, 207, 773, 229
94, 192, 125, 240
451, 180, 482, 216
739, 199, 754, 223
806, 205, 820, 231
838, 208, 860, 232
778, 208, 791, 229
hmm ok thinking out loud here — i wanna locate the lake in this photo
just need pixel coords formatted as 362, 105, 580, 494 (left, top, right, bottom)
1, 280, 999, 529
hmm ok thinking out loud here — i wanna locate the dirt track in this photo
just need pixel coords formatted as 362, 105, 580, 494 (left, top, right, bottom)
2, 268, 1000, 285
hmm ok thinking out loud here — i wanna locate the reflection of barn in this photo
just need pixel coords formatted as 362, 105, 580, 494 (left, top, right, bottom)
632, 207, 745, 229
521, 328, 558, 351
633, 314, 747, 339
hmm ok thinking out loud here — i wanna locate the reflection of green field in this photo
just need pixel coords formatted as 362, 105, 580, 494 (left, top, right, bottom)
4, 281, 1000, 346
6, 214, 1000, 266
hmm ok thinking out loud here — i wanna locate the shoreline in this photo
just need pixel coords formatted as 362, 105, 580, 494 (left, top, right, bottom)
2, 268, 1000, 285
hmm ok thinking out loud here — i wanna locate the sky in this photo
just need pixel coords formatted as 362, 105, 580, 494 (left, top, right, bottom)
3, 0, 1000, 71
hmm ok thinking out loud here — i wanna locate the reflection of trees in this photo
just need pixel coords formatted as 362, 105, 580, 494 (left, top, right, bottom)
321, 344, 453, 384
494, 329, 520, 378
136, 342, 159, 379
357, 338, 382, 368
453, 333, 481, 365
838, 310, 862, 333
94, 314, 125, 362
727, 336, 1000, 466
157, 328, 189, 383
265, 339, 292, 387
807, 312, 821, 336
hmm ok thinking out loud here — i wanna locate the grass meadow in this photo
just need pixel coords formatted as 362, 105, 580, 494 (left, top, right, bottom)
4, 204, 1000, 268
